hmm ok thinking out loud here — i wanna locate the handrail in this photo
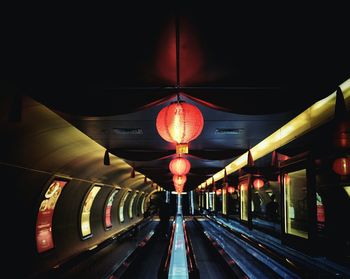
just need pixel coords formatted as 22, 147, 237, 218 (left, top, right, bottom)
182, 221, 199, 278
193, 217, 247, 279
158, 220, 176, 278
205, 214, 309, 277
34, 216, 152, 278
108, 229, 155, 279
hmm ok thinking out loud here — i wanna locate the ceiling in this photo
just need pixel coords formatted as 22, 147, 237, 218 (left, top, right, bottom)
2, 4, 349, 191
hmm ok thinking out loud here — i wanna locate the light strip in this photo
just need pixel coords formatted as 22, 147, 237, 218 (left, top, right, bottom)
198, 78, 350, 188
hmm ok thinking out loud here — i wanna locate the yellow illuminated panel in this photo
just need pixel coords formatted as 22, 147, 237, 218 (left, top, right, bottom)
81, 186, 101, 238
119, 191, 130, 223
205, 192, 209, 209
222, 188, 227, 215
343, 186, 350, 198
129, 192, 138, 219
198, 78, 350, 188
284, 170, 308, 239
240, 182, 249, 221
141, 195, 146, 215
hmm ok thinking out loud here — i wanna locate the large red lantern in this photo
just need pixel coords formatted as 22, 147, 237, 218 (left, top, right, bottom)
332, 157, 350, 175
253, 178, 264, 190
156, 102, 204, 145
173, 175, 187, 185
169, 157, 191, 176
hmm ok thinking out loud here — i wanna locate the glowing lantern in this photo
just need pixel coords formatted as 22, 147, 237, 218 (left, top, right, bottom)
332, 157, 350, 175
174, 184, 184, 194
173, 175, 187, 185
253, 178, 264, 190
169, 157, 191, 176
216, 189, 222, 196
156, 102, 204, 152
227, 186, 235, 194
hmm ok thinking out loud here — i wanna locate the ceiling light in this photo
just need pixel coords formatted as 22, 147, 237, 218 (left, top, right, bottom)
113, 128, 143, 135
215, 128, 244, 135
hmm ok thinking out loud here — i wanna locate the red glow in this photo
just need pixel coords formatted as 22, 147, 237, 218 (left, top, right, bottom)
216, 189, 222, 196
173, 174, 187, 185
317, 205, 325, 223
155, 19, 204, 85
174, 184, 184, 194
253, 178, 264, 190
278, 174, 291, 185
155, 22, 176, 83
156, 102, 204, 144
179, 19, 203, 84
332, 157, 350, 175
227, 186, 235, 194
169, 157, 191, 176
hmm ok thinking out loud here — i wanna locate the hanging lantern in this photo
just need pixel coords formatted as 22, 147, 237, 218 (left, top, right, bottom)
169, 157, 191, 176
332, 157, 350, 175
156, 102, 204, 153
173, 174, 187, 185
174, 184, 184, 194
227, 186, 235, 194
253, 178, 264, 190
216, 189, 222, 196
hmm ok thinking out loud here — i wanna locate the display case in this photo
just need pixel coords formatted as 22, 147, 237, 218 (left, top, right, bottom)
280, 153, 317, 252
36, 176, 70, 253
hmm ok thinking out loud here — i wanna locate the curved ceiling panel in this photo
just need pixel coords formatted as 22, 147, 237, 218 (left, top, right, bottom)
0, 96, 156, 193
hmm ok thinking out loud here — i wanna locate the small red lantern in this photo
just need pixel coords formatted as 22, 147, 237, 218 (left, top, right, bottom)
156, 102, 204, 145
332, 157, 350, 175
169, 157, 191, 176
216, 189, 222, 196
173, 175, 187, 185
253, 178, 264, 190
227, 186, 235, 194
174, 184, 184, 194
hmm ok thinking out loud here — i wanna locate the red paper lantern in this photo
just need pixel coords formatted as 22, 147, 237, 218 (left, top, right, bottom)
253, 178, 264, 190
173, 175, 187, 185
174, 184, 184, 194
169, 157, 191, 176
227, 186, 235, 194
332, 157, 350, 175
156, 102, 204, 144
216, 189, 222, 196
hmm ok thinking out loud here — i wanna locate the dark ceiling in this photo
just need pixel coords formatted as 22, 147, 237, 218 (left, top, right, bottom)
1, 3, 349, 191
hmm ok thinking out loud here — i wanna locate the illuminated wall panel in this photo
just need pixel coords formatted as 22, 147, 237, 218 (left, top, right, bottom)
36, 179, 68, 253
129, 192, 138, 219
104, 189, 119, 229
283, 170, 309, 239
80, 185, 101, 238
141, 194, 146, 215
119, 191, 130, 223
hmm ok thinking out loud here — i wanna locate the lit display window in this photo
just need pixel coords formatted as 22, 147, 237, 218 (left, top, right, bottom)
36, 179, 68, 253
129, 192, 138, 219
104, 189, 119, 229
141, 195, 146, 215
240, 181, 249, 221
80, 185, 101, 238
119, 191, 130, 223
283, 170, 308, 239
